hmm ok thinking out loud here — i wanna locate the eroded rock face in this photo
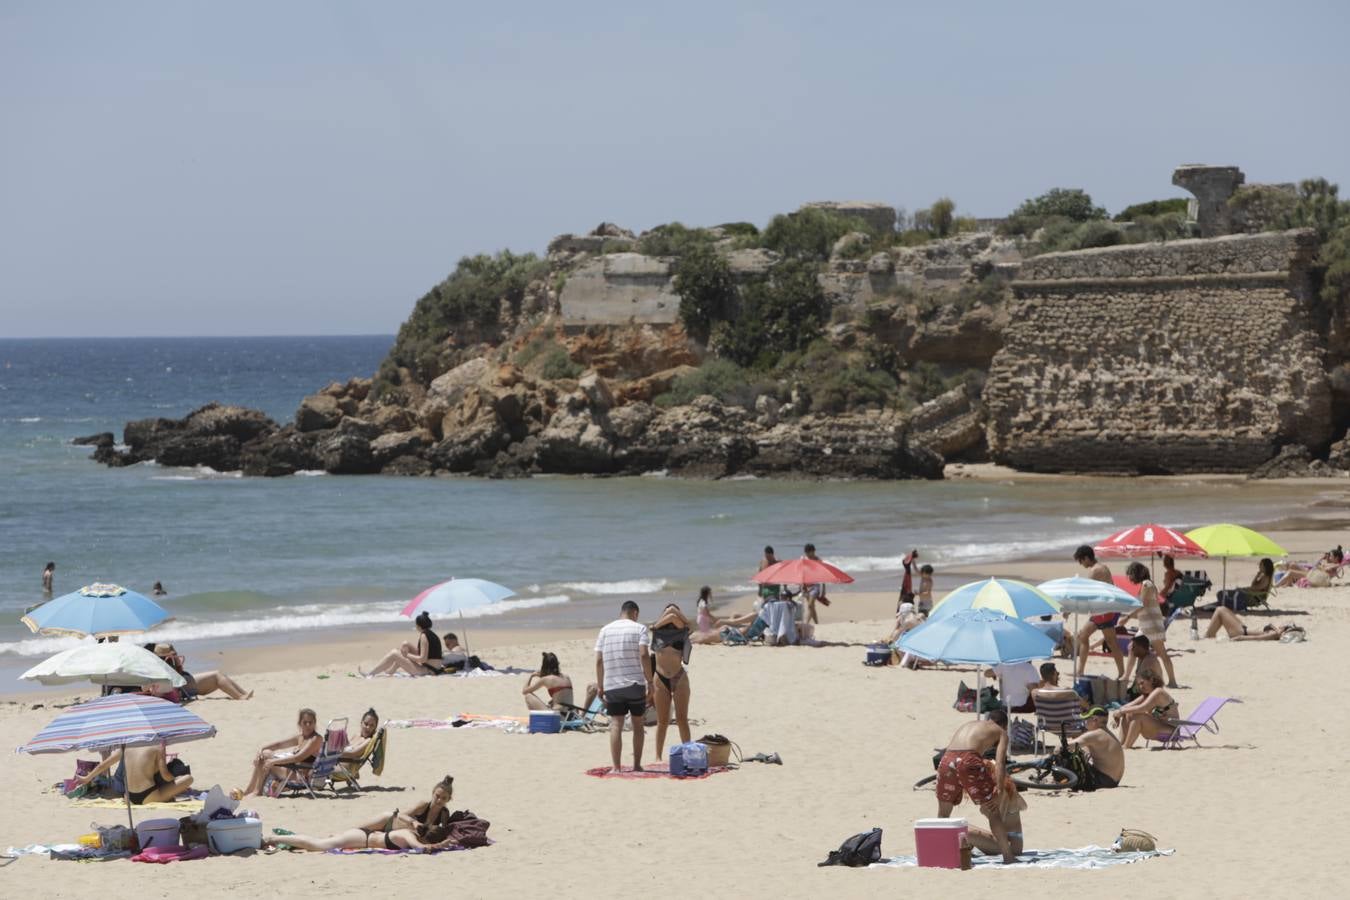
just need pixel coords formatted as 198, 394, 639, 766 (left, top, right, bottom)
240, 428, 322, 477
296, 394, 342, 432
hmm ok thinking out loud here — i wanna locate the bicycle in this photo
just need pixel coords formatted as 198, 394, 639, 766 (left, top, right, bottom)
913, 732, 1079, 793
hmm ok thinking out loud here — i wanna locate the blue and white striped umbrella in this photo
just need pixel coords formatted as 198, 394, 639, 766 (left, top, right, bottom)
898, 608, 1056, 666
21, 583, 171, 639
926, 577, 1061, 623
17, 693, 215, 755
1036, 576, 1142, 615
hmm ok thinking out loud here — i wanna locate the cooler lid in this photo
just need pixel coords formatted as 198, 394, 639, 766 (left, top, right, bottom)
914, 818, 968, 828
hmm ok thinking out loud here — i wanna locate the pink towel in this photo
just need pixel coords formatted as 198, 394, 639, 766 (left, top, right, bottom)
584, 763, 732, 780
131, 845, 210, 864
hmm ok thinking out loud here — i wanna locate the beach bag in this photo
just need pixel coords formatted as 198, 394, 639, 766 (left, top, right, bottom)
178, 816, 209, 848
953, 681, 1000, 713
1280, 626, 1308, 643
96, 824, 138, 852
444, 810, 491, 848
669, 741, 709, 777
1113, 828, 1157, 852
696, 733, 741, 767
1009, 718, 1036, 754
818, 827, 883, 867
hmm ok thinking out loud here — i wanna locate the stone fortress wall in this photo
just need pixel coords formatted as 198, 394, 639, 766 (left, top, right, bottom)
984, 229, 1330, 472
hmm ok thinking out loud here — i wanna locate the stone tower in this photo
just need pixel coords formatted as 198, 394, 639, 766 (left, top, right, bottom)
1172, 165, 1245, 237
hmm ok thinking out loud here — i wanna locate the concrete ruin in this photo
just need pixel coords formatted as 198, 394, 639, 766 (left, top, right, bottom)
800, 201, 898, 234
984, 229, 1329, 473
1172, 164, 1245, 237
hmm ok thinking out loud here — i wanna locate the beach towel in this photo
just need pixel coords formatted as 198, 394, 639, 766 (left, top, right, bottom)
872, 845, 1173, 870
69, 797, 201, 811
389, 715, 526, 732
132, 845, 210, 864
325, 841, 490, 856
584, 763, 734, 780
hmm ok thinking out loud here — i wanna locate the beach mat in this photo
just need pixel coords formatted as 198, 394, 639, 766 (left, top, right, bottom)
585, 763, 733, 780
325, 841, 491, 856
873, 845, 1173, 870
69, 797, 200, 811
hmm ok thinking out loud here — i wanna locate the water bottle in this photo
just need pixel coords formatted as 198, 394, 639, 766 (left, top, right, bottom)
1189, 613, 1199, 640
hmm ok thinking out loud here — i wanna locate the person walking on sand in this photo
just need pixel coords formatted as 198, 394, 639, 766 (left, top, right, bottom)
42, 561, 55, 596
934, 709, 1016, 863
1072, 545, 1126, 679
595, 601, 653, 773
1119, 562, 1178, 687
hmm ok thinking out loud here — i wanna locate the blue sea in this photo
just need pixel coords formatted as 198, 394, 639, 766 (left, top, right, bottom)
0, 336, 1333, 685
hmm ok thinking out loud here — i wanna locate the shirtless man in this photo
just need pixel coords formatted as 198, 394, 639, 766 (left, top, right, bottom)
42, 561, 55, 595
935, 709, 1016, 863
74, 744, 193, 804
1073, 545, 1126, 679
1069, 707, 1124, 788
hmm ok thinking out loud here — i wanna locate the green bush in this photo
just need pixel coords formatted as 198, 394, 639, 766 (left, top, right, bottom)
1113, 198, 1189, 221
673, 243, 736, 342
1286, 178, 1348, 243
654, 359, 776, 409
1128, 212, 1190, 243
636, 222, 714, 257
538, 346, 583, 380
761, 207, 860, 261
809, 365, 898, 413
711, 259, 829, 368
1033, 218, 1125, 254
1227, 185, 1298, 233
929, 198, 956, 238
716, 221, 760, 237
1003, 188, 1107, 236
1323, 222, 1350, 304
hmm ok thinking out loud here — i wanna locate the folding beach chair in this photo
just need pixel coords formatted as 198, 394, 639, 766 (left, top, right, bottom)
1032, 689, 1084, 754
1146, 697, 1239, 749
720, 617, 768, 645
559, 696, 608, 732
274, 717, 348, 799
327, 726, 387, 793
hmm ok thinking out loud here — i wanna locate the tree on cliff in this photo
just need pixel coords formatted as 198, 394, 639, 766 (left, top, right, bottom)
711, 259, 828, 368
673, 243, 736, 343
761, 207, 859, 261
929, 197, 956, 238
1002, 188, 1107, 235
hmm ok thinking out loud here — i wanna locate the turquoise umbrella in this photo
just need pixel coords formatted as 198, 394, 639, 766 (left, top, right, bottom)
926, 578, 1061, 623
21, 583, 171, 639
1036, 576, 1141, 615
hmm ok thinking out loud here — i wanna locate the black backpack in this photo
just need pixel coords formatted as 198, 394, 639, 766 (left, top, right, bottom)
818, 827, 883, 867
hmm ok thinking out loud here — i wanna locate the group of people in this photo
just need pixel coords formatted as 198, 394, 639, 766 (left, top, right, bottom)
364, 612, 469, 676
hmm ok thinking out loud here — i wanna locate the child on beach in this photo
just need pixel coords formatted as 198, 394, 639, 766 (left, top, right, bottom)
917, 564, 934, 614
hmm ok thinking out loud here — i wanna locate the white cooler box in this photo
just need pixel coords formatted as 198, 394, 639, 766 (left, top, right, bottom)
207, 816, 262, 854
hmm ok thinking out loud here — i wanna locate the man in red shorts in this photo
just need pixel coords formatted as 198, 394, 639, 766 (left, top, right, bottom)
935, 709, 1015, 863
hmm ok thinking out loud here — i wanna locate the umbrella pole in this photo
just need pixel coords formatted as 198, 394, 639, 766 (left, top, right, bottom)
459, 611, 470, 658
122, 741, 134, 832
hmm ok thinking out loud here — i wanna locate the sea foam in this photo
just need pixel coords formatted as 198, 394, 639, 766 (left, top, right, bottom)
553, 578, 668, 595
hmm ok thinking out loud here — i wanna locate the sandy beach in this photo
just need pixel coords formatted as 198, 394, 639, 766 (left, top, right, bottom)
3, 527, 1348, 900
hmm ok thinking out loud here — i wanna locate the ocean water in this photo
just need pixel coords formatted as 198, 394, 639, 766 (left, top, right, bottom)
0, 336, 1332, 682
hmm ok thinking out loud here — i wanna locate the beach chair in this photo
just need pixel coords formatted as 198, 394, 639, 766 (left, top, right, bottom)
1032, 689, 1084, 754
1146, 697, 1238, 749
720, 617, 768, 645
559, 696, 608, 732
274, 718, 348, 799
327, 726, 387, 793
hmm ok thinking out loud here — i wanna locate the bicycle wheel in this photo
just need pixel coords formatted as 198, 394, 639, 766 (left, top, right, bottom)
913, 773, 937, 791
1007, 762, 1078, 791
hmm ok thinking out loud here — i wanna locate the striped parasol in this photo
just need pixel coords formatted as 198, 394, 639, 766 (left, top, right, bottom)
17, 693, 215, 755
927, 577, 1061, 623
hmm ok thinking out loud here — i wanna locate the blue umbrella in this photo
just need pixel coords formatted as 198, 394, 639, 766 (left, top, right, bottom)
400, 578, 516, 617
1036, 576, 1142, 615
18, 693, 215, 828
926, 577, 1061, 624
21, 583, 171, 639
899, 608, 1056, 665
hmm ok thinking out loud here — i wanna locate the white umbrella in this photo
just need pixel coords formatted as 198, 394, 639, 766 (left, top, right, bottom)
22, 643, 186, 688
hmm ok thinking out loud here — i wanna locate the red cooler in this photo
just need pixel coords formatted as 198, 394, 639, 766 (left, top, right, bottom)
914, 818, 968, 868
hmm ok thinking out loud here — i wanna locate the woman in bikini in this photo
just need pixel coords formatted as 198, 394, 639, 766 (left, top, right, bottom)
365, 612, 446, 676
269, 776, 461, 852
234, 707, 323, 798
148, 643, 252, 700
342, 708, 380, 761
689, 586, 723, 645
72, 744, 193, 804
1119, 562, 1178, 687
650, 603, 692, 761
523, 652, 574, 711
1203, 606, 1305, 641
1111, 672, 1178, 749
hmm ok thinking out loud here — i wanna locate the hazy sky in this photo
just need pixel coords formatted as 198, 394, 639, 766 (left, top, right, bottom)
3, 1, 1347, 337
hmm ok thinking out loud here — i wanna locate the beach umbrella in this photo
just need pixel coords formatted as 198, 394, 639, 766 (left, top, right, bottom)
400, 578, 516, 617
18, 693, 215, 828
20, 583, 171, 639
752, 557, 855, 586
926, 577, 1060, 623
21, 643, 186, 688
898, 609, 1056, 717
1037, 576, 1142, 615
1093, 523, 1208, 560
1185, 524, 1288, 591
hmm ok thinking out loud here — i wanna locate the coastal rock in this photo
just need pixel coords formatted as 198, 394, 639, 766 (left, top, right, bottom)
370, 429, 427, 466
239, 428, 323, 477
537, 404, 615, 473
72, 432, 114, 448
317, 432, 378, 475
336, 416, 382, 441
612, 365, 698, 405
430, 416, 510, 473
428, 357, 491, 405
370, 404, 417, 435
577, 371, 614, 411
1248, 444, 1317, 479
295, 394, 343, 432
156, 435, 242, 471
618, 397, 754, 477
1328, 430, 1350, 470
750, 412, 944, 479
383, 454, 434, 477
184, 404, 276, 443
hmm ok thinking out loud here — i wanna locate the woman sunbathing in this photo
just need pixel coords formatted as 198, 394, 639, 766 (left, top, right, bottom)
365, 612, 446, 676
343, 708, 380, 761
268, 775, 460, 852
1111, 673, 1178, 749
233, 707, 323, 798
650, 603, 693, 761
147, 642, 253, 701
523, 652, 574, 711
1203, 606, 1305, 641
74, 744, 193, 804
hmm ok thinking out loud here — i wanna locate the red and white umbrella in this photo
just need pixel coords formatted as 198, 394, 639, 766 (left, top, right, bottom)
1094, 523, 1207, 560
753, 557, 855, 586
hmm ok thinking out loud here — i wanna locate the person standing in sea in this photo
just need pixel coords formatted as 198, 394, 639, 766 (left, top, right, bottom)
41, 561, 54, 596
1072, 545, 1126, 679
595, 601, 653, 773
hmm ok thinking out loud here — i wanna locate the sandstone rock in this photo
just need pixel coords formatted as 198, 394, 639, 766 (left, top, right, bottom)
335, 416, 381, 441
749, 412, 942, 479
831, 231, 871, 260
577, 372, 614, 411
370, 404, 417, 434
428, 357, 491, 405
318, 432, 378, 475
906, 384, 987, 461
383, 454, 434, 477
240, 428, 323, 477
617, 397, 754, 477
613, 364, 698, 405
1249, 445, 1316, 479
725, 248, 779, 278
755, 395, 780, 427
1328, 430, 1350, 470
72, 432, 114, 448
608, 403, 656, 441
295, 394, 343, 432
536, 405, 615, 473
370, 429, 426, 466
113, 404, 279, 470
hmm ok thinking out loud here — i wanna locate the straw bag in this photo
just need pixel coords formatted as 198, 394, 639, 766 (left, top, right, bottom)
1114, 828, 1157, 852
696, 734, 741, 767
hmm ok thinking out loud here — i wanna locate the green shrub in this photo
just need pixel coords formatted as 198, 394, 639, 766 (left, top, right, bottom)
673, 243, 736, 342
1127, 212, 1189, 243
1286, 178, 1348, 243
636, 222, 714, 257
538, 346, 583, 380
716, 221, 760, 237
1227, 185, 1298, 233
711, 259, 829, 368
1114, 198, 1188, 221
809, 365, 898, 413
903, 362, 951, 405
896, 229, 932, 247
1323, 221, 1350, 304
1033, 218, 1125, 254
761, 207, 860, 261
929, 198, 956, 238
953, 216, 980, 234
654, 359, 777, 409
1003, 188, 1107, 236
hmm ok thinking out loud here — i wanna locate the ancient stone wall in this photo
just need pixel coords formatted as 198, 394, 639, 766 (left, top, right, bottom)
985, 230, 1329, 473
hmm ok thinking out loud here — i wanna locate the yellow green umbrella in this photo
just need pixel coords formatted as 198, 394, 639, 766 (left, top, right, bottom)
927, 577, 1061, 623
1184, 524, 1287, 590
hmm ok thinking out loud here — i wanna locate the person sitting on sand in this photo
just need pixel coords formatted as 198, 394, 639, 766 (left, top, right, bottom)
1275, 548, 1343, 588
650, 603, 693, 761
884, 601, 923, 645
1203, 606, 1306, 641
689, 586, 722, 645
366, 612, 446, 676
935, 709, 1016, 864
148, 642, 253, 701
1119, 562, 1178, 687
268, 775, 465, 852
1111, 673, 1178, 749
343, 708, 380, 761
523, 652, 574, 711
963, 767, 1026, 858
1123, 634, 1163, 684
73, 744, 193, 804
234, 707, 323, 798
1072, 546, 1126, 680
1069, 707, 1124, 788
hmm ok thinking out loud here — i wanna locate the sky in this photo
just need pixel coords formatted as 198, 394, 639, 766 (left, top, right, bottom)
2, 1, 1348, 338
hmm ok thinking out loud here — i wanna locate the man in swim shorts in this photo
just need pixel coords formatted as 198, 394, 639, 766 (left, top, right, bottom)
935, 709, 1016, 863
1073, 545, 1126, 679
595, 600, 653, 773
1069, 707, 1124, 788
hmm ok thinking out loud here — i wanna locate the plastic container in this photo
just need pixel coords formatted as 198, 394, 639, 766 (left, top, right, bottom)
135, 817, 181, 850
669, 741, 709, 777
206, 817, 262, 854
915, 818, 968, 868
78, 833, 102, 849
528, 710, 562, 734
865, 646, 892, 666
